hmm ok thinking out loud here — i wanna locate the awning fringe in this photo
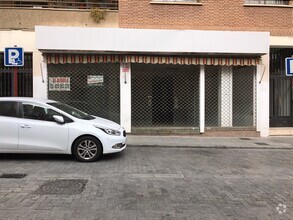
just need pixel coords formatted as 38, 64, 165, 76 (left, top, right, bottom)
44, 54, 261, 66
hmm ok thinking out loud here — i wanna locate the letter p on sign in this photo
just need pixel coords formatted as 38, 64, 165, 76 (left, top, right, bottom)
4, 47, 24, 67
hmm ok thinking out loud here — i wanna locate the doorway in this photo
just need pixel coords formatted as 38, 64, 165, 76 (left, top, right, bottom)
131, 63, 200, 131
270, 48, 293, 127
152, 76, 174, 125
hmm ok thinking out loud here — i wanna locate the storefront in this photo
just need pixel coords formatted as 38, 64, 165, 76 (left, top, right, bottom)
131, 61, 257, 135
45, 55, 121, 123
35, 26, 270, 136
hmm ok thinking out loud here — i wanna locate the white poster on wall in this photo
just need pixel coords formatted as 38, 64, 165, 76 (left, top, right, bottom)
87, 75, 104, 86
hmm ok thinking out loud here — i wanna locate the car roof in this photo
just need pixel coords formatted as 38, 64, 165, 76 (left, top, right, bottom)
0, 97, 57, 104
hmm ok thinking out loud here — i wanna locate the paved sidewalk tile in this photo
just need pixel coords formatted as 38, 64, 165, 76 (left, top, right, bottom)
0, 147, 292, 219
127, 135, 293, 149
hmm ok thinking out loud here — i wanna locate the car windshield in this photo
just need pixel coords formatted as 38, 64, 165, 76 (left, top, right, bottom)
48, 102, 95, 120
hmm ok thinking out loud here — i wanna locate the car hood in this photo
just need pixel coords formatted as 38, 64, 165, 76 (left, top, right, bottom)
90, 116, 121, 130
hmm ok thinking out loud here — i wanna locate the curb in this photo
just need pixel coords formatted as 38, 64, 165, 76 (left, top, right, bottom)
127, 144, 293, 150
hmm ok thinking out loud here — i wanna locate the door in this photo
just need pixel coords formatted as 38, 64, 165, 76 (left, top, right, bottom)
152, 76, 174, 125
18, 102, 69, 151
269, 48, 293, 127
0, 101, 19, 150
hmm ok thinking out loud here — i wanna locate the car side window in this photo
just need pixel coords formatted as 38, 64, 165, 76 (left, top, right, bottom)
22, 103, 46, 121
22, 103, 34, 119
22, 103, 53, 121
0, 101, 18, 118
21, 102, 71, 122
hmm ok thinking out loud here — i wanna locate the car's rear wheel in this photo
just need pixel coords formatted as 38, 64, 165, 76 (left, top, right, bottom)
73, 136, 102, 162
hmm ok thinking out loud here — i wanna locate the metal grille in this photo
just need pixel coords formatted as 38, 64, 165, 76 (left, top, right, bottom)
205, 66, 256, 128
233, 66, 255, 126
270, 48, 293, 122
47, 63, 120, 123
0, 53, 32, 97
205, 66, 220, 127
132, 64, 199, 128
17, 70, 33, 97
0, 70, 12, 96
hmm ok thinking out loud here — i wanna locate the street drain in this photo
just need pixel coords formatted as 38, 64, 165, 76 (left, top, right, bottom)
254, 142, 269, 146
239, 138, 251, 140
37, 179, 88, 195
0, 173, 27, 179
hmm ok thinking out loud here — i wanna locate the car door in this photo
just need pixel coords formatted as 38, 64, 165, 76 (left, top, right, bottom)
18, 101, 69, 152
0, 101, 19, 150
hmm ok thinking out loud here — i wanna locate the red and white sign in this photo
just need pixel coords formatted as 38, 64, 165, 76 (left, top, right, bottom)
122, 63, 130, 73
49, 77, 70, 91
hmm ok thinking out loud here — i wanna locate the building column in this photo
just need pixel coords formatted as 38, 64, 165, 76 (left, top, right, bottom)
199, 65, 205, 134
257, 54, 269, 137
220, 66, 233, 127
120, 62, 131, 132
33, 51, 47, 99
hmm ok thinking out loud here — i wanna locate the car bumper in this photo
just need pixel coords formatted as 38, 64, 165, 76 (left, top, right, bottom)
103, 128, 127, 154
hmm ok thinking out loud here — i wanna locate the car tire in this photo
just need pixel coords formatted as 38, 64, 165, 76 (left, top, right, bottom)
73, 136, 102, 162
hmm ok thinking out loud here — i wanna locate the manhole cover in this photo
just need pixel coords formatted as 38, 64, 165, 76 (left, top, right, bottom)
239, 138, 251, 140
37, 179, 88, 195
0, 173, 27, 179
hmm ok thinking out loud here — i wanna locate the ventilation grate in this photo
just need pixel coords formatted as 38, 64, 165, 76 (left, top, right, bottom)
254, 142, 269, 146
0, 173, 27, 179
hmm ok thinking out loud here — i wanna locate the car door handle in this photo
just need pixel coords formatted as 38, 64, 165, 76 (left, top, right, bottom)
20, 125, 31, 128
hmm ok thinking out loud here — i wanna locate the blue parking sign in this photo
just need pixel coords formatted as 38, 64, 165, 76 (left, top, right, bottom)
285, 57, 293, 76
4, 47, 24, 67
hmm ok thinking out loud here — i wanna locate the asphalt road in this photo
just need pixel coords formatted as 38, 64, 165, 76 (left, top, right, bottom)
0, 146, 292, 219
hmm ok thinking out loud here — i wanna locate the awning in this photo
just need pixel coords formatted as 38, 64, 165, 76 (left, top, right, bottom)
44, 54, 261, 66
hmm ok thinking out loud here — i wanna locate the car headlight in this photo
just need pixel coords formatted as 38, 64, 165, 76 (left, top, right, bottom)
94, 126, 121, 136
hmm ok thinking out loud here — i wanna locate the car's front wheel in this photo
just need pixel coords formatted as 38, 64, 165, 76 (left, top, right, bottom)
73, 136, 102, 162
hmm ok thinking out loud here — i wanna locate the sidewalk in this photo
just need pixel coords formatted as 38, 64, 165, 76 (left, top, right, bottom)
127, 135, 293, 149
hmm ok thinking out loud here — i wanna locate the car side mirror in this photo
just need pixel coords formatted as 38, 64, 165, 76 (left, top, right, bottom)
53, 115, 65, 124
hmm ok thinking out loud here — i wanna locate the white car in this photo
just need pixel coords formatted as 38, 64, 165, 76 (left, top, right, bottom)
0, 97, 126, 162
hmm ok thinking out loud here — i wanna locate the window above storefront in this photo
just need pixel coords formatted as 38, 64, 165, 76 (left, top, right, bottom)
0, 0, 118, 10
151, 0, 202, 5
244, 0, 292, 6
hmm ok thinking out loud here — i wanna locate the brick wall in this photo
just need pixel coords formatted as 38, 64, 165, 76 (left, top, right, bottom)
119, 0, 293, 36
